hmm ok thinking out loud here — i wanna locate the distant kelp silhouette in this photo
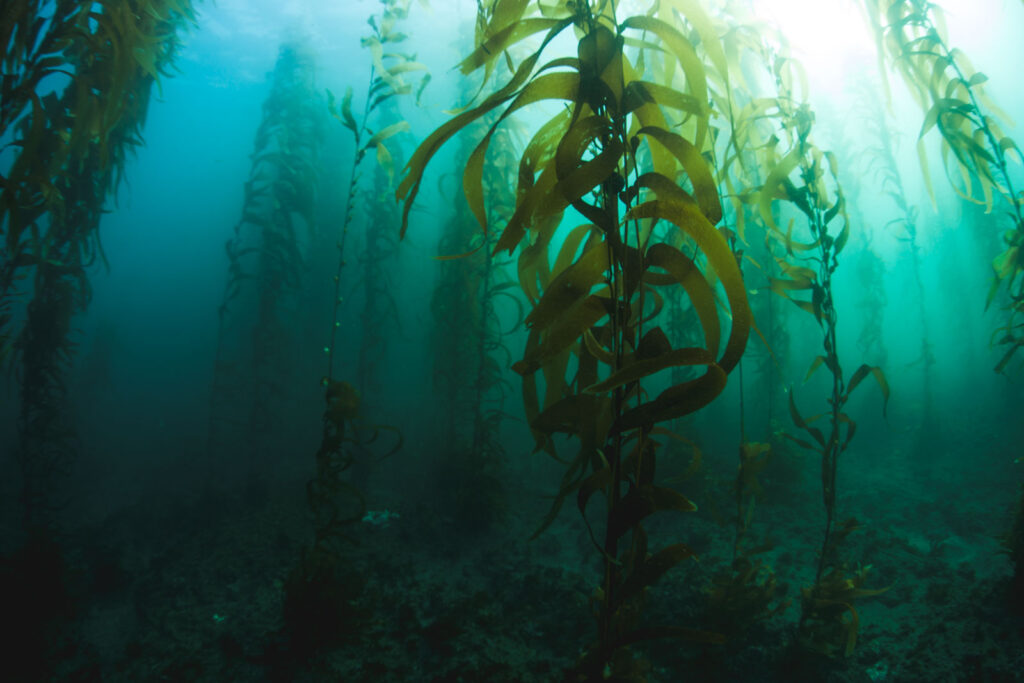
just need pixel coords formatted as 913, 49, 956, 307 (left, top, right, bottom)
0, 1, 196, 677
207, 39, 325, 495
1, 0, 196, 533
428, 74, 522, 536
863, 0, 1024, 372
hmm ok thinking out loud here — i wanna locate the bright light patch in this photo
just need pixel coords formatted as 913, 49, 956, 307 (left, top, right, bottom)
751, 0, 874, 96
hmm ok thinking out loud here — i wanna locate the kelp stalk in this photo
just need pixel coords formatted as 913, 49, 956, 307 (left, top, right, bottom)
399, 1, 751, 676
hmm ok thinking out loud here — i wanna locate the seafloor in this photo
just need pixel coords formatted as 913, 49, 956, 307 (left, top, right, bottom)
8, 423, 1024, 683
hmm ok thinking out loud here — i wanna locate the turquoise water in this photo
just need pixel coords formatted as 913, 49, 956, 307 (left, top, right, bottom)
1, 1, 1023, 680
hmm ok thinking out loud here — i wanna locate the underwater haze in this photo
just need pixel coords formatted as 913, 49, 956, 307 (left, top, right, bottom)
1, 0, 1023, 681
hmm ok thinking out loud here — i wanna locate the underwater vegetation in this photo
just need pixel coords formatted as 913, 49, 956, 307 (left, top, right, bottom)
1, 0, 1023, 680
2, 0, 197, 533
207, 38, 325, 497
399, 0, 757, 676
0, 1, 197, 677
863, 0, 1024, 371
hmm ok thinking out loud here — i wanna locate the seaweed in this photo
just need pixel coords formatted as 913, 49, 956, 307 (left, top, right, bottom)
356, 98, 406, 404
428, 60, 522, 535
283, 0, 422, 658
0, 2, 196, 676
737, 46, 890, 657
398, 1, 751, 676
1, 0, 196, 534
322, 0, 427, 384
862, 0, 1024, 372
206, 39, 325, 494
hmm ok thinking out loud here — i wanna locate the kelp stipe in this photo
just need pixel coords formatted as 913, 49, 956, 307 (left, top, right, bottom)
321, 0, 426, 384
743, 51, 890, 658
282, 0, 419, 659
862, 0, 1024, 372
398, 1, 751, 676
356, 96, 407, 404
428, 68, 521, 536
0, 1, 196, 677
1, 0, 196, 536
206, 40, 324, 496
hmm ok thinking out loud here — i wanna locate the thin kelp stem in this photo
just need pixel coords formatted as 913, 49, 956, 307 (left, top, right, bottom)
2, 1, 197, 536
863, 0, 1024, 369
399, 2, 751, 677
324, 69, 373, 384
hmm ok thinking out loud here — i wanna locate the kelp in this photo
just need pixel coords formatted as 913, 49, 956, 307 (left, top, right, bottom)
322, 0, 426, 383
428, 54, 523, 533
291, 1, 423, 636
398, 1, 751, 677
356, 96, 406, 403
738, 47, 889, 657
861, 0, 1024, 372
0, 3, 195, 676
854, 245, 888, 368
0, 0, 196, 535
694, 6, 796, 641
1, 1, 197, 363
798, 562, 888, 658
702, 438, 790, 639
205, 40, 324, 491
858, 81, 929, 362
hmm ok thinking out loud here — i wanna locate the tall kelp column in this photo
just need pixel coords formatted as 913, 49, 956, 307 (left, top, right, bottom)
2, 0, 196, 535
861, 0, 1024, 614
428, 14, 522, 537
398, 0, 751, 677
0, 0, 195, 677
280, 0, 420, 663
207, 40, 324, 497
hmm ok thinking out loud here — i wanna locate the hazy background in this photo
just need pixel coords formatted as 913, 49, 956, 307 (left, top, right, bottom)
5, 0, 1022, 536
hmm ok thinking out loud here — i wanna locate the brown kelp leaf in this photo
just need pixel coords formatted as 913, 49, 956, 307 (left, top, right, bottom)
803, 354, 839, 382
789, 390, 825, 448
398, 21, 575, 237
637, 126, 721, 224
526, 243, 609, 332
759, 145, 803, 234
621, 16, 709, 141
515, 294, 607, 375
616, 542, 698, 607
530, 445, 593, 540
646, 242, 720, 354
618, 364, 728, 429
458, 17, 562, 74
844, 364, 890, 417
628, 200, 751, 372
608, 485, 698, 541
584, 347, 714, 394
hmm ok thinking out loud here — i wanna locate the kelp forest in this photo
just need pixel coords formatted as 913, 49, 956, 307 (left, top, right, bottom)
1, 0, 1023, 681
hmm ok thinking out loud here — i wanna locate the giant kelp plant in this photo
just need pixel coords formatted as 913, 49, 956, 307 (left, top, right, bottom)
399, 0, 752, 676
861, 0, 1024, 607
750, 76, 890, 660
427, 39, 523, 535
862, 0, 1024, 372
2, 0, 196, 536
4, 0, 1024, 679
0, 1, 196, 678
282, 0, 422, 660
207, 39, 324, 495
